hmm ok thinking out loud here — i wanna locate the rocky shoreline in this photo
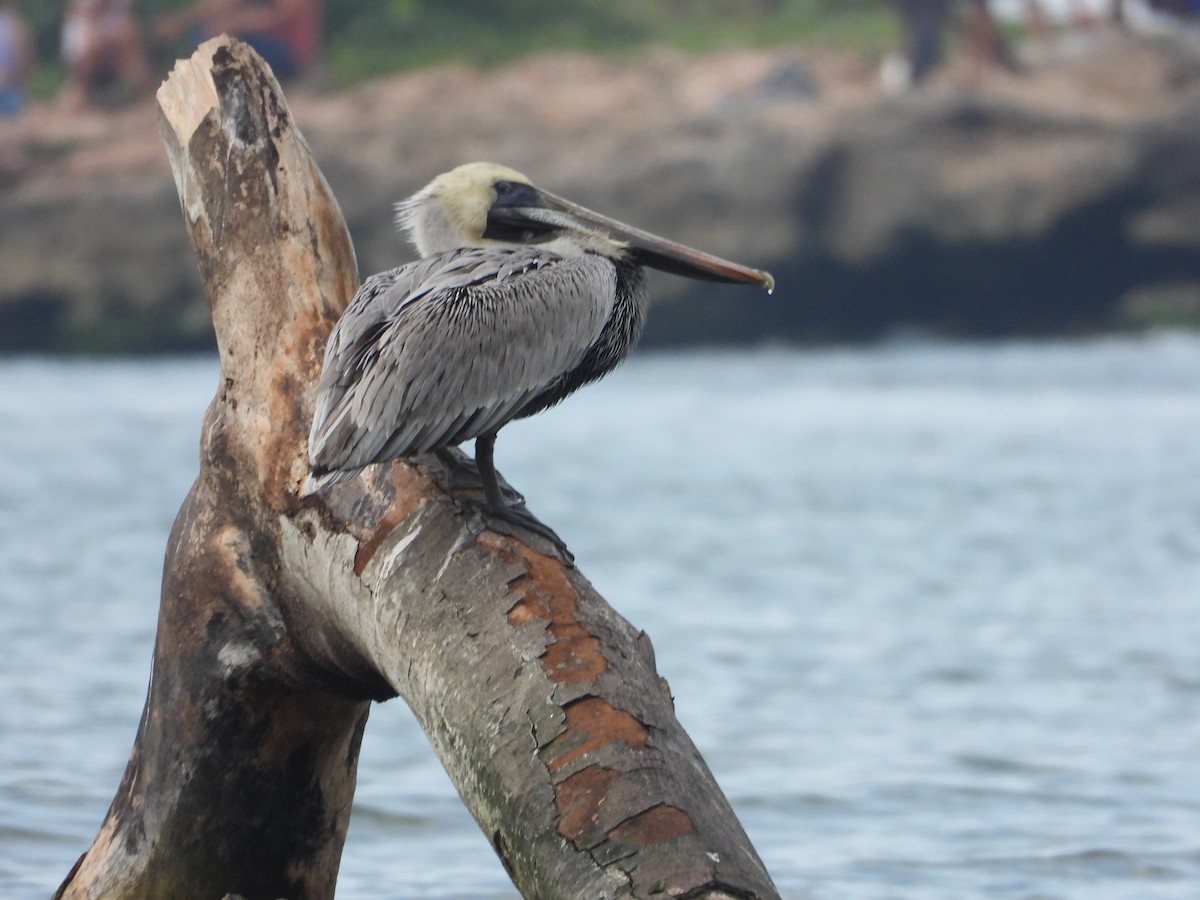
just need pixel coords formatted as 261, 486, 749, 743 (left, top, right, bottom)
1, 30, 1199, 352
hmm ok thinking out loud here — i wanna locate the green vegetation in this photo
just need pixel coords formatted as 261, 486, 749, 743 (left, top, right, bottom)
320, 0, 897, 83
14, 0, 898, 89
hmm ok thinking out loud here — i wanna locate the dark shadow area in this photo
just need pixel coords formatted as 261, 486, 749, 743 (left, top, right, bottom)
0, 291, 68, 351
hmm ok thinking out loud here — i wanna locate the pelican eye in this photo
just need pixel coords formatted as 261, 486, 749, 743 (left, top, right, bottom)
491, 181, 541, 209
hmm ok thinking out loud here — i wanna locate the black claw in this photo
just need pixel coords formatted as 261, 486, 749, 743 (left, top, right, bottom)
482, 501, 574, 565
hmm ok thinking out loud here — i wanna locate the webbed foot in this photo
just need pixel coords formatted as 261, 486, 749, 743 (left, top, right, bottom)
481, 500, 574, 565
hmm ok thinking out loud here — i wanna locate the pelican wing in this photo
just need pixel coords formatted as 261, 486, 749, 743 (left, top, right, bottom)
307, 246, 616, 485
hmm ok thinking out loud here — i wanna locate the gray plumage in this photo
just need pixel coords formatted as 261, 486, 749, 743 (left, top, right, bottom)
303, 162, 772, 503
306, 245, 634, 491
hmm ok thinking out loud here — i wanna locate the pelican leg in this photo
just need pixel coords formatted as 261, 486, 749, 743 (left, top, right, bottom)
473, 434, 573, 563
474, 433, 508, 511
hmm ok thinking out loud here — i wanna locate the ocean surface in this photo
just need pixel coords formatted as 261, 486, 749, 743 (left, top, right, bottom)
2, 337, 1199, 899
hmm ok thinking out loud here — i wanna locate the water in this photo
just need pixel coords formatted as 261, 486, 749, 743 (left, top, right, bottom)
2, 336, 1199, 899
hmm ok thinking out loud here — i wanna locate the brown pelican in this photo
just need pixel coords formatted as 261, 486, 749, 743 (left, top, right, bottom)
304, 162, 774, 549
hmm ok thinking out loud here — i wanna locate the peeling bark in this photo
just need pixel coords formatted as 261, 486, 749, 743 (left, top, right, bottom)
56, 38, 782, 900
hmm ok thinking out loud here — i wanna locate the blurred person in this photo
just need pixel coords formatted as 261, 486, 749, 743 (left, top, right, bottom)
891, 0, 952, 86
61, 0, 153, 111
886, 0, 1011, 90
156, 0, 322, 81
964, 0, 1015, 75
0, 0, 34, 118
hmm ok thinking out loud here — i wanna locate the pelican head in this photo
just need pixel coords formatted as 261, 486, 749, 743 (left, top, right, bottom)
396, 162, 775, 292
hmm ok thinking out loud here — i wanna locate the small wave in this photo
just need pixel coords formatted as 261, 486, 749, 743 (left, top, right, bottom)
348, 802, 445, 831
954, 753, 1071, 776
958, 847, 1194, 882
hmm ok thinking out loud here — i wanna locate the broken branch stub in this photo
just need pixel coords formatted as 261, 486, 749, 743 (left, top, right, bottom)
58, 37, 782, 900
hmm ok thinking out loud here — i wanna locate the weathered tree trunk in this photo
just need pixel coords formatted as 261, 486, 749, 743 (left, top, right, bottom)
56, 38, 782, 900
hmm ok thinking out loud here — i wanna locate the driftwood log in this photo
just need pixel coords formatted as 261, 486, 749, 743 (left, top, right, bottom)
56, 38, 781, 900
